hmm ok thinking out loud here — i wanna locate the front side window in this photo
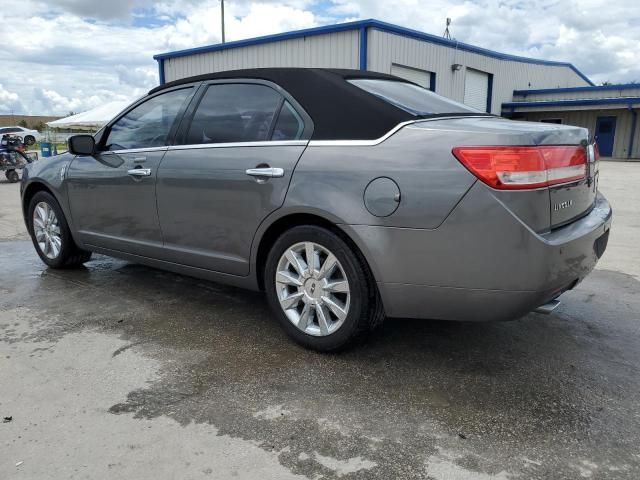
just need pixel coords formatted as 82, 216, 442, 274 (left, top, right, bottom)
186, 84, 282, 145
106, 88, 192, 150
348, 78, 481, 116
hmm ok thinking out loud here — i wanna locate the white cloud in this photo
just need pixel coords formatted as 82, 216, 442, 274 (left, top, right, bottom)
48, 0, 150, 19
0, 0, 639, 115
115, 65, 158, 89
31, 88, 120, 115
0, 84, 27, 114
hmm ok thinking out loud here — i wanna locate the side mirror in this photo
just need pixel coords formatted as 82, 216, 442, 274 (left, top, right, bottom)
68, 135, 96, 156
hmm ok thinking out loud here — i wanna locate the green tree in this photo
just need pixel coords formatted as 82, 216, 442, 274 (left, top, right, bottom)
18, 119, 28, 128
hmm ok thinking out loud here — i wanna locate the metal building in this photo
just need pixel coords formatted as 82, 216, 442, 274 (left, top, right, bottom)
154, 19, 592, 116
504, 85, 640, 159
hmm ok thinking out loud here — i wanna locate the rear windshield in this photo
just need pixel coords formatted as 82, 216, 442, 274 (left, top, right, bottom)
348, 78, 482, 116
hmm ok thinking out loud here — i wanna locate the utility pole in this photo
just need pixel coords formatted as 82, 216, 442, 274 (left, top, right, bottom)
221, 0, 226, 43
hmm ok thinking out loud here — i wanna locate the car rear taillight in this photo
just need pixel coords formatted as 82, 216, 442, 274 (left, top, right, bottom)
452, 146, 587, 190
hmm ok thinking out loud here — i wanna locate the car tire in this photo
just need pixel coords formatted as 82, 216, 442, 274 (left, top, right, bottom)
24, 135, 35, 146
264, 225, 384, 352
27, 191, 92, 268
5, 170, 19, 183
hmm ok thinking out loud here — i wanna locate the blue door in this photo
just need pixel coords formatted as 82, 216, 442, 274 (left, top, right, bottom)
595, 116, 617, 157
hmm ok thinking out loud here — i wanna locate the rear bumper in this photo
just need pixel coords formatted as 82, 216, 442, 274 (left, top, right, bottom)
344, 184, 612, 321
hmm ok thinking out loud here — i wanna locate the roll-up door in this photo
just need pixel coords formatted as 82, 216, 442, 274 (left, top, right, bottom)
391, 64, 433, 90
464, 68, 490, 112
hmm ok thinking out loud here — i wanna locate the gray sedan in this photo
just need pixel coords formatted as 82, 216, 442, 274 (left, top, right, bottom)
20, 68, 612, 351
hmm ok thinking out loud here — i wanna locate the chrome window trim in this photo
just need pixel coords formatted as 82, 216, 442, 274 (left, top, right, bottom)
168, 140, 308, 151
307, 116, 493, 147
307, 121, 417, 147
101, 146, 169, 154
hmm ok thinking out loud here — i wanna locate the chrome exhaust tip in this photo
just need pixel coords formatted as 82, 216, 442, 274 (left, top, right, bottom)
534, 299, 561, 315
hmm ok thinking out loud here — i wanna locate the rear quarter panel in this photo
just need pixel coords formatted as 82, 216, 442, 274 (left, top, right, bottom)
285, 126, 477, 229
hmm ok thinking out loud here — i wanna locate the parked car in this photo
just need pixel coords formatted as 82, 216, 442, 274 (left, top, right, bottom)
20, 68, 612, 351
0, 126, 42, 145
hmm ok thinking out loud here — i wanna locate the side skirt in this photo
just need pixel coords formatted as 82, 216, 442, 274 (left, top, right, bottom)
86, 244, 261, 291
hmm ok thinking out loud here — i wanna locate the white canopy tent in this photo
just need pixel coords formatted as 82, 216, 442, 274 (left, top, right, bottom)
47, 100, 132, 131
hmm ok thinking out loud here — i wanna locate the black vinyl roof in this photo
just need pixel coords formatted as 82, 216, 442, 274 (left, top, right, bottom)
149, 68, 416, 140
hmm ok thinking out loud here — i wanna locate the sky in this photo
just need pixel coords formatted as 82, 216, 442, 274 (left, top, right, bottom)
1, 0, 639, 116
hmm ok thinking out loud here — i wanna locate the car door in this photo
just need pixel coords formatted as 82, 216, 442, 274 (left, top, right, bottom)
156, 80, 311, 276
66, 86, 195, 257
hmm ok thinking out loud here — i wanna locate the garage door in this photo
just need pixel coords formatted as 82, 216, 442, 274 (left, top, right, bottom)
391, 64, 433, 90
464, 68, 489, 112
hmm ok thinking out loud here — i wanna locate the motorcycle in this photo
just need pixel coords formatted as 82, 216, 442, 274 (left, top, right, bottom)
0, 134, 33, 183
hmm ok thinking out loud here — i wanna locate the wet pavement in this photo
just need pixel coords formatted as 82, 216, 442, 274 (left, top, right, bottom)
1, 163, 640, 479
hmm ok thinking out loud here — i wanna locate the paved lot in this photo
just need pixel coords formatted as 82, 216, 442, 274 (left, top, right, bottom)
1, 162, 639, 479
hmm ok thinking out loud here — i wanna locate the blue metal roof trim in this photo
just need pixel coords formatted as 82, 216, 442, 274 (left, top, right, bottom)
502, 97, 640, 109
514, 83, 640, 95
153, 19, 594, 86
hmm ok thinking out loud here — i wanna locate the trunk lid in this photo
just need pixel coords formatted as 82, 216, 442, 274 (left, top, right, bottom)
415, 116, 597, 232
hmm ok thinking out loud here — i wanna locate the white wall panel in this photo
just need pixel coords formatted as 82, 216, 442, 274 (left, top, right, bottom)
163, 30, 360, 82
366, 29, 590, 114
161, 26, 593, 120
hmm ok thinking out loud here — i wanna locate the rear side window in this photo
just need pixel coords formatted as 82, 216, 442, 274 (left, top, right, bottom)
272, 101, 304, 140
106, 88, 192, 150
348, 79, 481, 115
186, 84, 282, 144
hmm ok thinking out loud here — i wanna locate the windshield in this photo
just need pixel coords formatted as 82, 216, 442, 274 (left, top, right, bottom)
348, 78, 483, 116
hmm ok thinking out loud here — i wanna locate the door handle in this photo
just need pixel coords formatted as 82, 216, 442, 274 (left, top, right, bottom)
245, 167, 285, 178
127, 168, 152, 177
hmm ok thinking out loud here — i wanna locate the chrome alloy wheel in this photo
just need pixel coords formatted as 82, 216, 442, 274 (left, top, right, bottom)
33, 202, 62, 259
275, 241, 351, 336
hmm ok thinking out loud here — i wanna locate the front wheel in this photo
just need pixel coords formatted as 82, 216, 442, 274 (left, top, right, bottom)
24, 135, 35, 146
27, 191, 92, 268
264, 225, 384, 352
